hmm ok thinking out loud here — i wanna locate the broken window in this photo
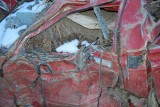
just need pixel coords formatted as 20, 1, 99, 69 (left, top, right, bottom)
24, 10, 117, 53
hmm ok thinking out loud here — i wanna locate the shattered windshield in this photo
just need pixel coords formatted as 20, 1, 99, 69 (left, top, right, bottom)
0, 0, 47, 54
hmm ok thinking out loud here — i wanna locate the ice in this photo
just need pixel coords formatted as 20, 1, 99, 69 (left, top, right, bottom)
56, 39, 79, 53
0, 25, 27, 48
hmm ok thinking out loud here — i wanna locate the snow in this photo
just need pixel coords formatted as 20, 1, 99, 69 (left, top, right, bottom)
16, 1, 47, 13
0, 0, 47, 50
56, 39, 79, 53
81, 40, 90, 46
0, 20, 6, 40
0, 25, 27, 48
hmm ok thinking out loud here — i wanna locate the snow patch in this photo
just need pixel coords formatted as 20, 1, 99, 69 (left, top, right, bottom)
16, 1, 46, 13
0, 25, 27, 48
0, 20, 6, 40
56, 39, 79, 53
0, 0, 47, 50
81, 40, 90, 46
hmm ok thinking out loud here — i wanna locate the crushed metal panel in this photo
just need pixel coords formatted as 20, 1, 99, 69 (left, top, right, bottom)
1, 0, 160, 107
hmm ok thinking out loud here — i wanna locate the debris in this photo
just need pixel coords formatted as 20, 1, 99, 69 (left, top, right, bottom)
93, 5, 108, 39
94, 57, 112, 68
25, 14, 115, 53
0, 9, 8, 21
67, 13, 100, 29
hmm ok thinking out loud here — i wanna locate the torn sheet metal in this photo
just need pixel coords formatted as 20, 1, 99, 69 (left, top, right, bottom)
0, 0, 160, 107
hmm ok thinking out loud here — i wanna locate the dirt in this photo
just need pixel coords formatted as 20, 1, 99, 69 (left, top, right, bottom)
0, 9, 8, 22
145, 0, 160, 22
25, 10, 116, 53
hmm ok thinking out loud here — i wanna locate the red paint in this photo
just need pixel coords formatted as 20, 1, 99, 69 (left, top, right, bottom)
0, 0, 160, 107
2, 0, 17, 10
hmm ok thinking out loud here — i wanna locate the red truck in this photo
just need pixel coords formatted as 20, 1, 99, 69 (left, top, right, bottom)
0, 0, 160, 106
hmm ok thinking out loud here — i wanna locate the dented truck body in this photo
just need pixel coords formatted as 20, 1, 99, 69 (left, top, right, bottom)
0, 0, 160, 107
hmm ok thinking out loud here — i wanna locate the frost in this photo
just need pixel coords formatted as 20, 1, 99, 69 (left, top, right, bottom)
56, 39, 79, 53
